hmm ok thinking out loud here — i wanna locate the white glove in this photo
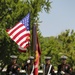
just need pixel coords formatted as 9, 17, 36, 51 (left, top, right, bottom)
41, 64, 44, 67
27, 60, 30, 63
9, 71, 12, 74
61, 71, 65, 74
30, 73, 33, 75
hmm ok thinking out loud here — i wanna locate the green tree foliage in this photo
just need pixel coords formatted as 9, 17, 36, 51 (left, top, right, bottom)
40, 29, 75, 69
40, 36, 62, 65
57, 30, 75, 67
0, 0, 51, 68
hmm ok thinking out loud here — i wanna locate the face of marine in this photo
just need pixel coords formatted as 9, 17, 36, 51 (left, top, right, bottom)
45, 59, 50, 65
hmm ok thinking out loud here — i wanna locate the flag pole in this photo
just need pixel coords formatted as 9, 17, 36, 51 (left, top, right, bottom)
32, 24, 37, 55
32, 24, 37, 75
33, 23, 42, 75
32, 24, 40, 75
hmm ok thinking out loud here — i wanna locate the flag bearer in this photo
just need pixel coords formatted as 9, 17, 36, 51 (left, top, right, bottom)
23, 56, 34, 75
6, 55, 20, 75
42, 56, 55, 75
57, 55, 72, 75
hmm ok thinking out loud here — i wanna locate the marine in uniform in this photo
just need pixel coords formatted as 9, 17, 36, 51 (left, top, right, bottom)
22, 56, 34, 75
42, 56, 55, 75
57, 55, 72, 75
6, 55, 20, 75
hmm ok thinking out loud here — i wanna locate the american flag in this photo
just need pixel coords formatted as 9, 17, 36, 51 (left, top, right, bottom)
6, 13, 30, 51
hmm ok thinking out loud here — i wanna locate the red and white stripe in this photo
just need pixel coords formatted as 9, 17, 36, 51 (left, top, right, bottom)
6, 22, 30, 48
18, 45, 27, 52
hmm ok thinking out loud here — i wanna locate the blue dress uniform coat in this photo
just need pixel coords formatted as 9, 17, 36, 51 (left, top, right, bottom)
25, 63, 34, 75
57, 63, 72, 75
23, 56, 34, 75
44, 64, 55, 75
6, 63, 20, 75
43, 56, 56, 75
6, 55, 20, 75
57, 55, 72, 75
